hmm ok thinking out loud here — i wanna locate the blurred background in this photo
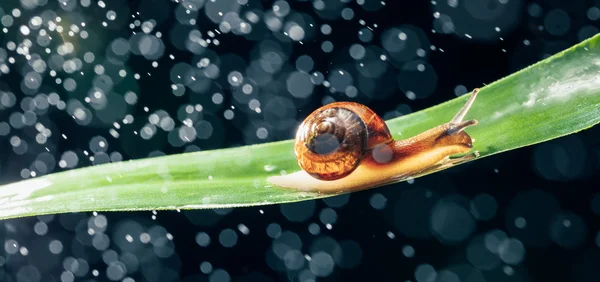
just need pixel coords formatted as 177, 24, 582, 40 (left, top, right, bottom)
1, 0, 600, 281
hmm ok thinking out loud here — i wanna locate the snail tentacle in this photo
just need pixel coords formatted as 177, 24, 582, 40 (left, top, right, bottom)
450, 88, 479, 124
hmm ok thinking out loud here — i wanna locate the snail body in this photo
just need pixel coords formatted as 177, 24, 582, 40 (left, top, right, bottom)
268, 88, 481, 193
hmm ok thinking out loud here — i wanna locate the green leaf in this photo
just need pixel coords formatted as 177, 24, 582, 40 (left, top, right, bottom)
2, 34, 600, 221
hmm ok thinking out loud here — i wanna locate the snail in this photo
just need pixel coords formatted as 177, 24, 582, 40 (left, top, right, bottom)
267, 88, 480, 193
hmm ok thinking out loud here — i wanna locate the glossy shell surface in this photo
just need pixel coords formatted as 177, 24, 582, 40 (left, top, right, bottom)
294, 102, 393, 180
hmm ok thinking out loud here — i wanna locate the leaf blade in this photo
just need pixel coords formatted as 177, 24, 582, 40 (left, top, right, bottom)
2, 34, 600, 220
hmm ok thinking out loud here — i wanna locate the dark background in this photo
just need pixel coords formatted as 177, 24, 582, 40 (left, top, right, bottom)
2, 0, 600, 281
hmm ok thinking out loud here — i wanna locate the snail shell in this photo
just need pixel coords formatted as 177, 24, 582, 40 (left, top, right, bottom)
294, 102, 393, 180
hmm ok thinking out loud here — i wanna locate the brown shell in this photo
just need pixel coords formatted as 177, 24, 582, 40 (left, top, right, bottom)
294, 102, 393, 181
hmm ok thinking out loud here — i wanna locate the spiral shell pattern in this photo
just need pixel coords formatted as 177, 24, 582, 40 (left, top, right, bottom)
294, 102, 393, 181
